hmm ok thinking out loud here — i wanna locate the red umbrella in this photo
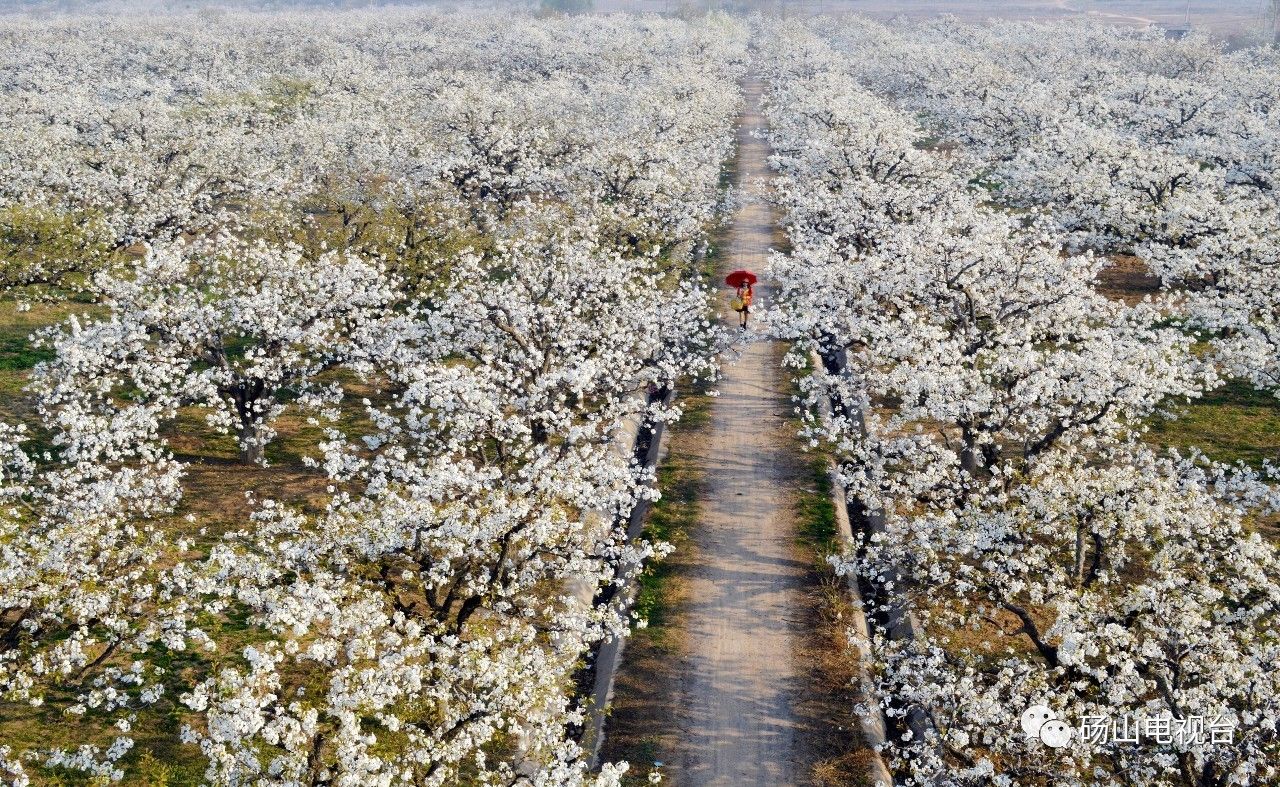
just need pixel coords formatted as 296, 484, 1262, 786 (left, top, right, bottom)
725, 269, 757, 288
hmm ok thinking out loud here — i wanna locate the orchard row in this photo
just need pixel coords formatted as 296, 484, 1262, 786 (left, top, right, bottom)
1, 10, 744, 785
762, 19, 1280, 787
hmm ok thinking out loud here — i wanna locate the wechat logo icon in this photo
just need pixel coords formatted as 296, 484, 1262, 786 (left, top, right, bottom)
1021, 704, 1074, 749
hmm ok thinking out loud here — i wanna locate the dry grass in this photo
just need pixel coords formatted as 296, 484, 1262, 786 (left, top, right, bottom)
799, 576, 880, 787
785, 391, 882, 784
596, 390, 708, 785
812, 749, 885, 787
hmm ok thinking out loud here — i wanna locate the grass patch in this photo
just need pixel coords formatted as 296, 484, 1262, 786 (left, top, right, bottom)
0, 333, 53, 371
631, 391, 711, 648
0, 300, 101, 448
601, 385, 712, 787
0, 301, 101, 365
794, 455, 838, 558
1148, 379, 1280, 469
782, 359, 884, 785
784, 350, 839, 561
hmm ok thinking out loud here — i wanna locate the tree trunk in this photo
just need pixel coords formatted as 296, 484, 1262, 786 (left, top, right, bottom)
1073, 525, 1087, 584
226, 379, 269, 464
960, 424, 981, 478
238, 421, 265, 464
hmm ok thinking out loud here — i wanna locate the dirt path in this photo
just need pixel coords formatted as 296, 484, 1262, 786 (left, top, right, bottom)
598, 74, 853, 787
660, 76, 816, 786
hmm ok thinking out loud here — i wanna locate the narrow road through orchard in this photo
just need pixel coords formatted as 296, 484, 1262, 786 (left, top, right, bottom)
665, 76, 816, 786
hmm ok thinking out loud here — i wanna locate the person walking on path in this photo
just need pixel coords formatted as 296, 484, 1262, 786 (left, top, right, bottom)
726, 269, 757, 331
734, 282, 753, 330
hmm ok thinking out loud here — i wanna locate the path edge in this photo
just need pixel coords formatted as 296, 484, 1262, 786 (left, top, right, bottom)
581, 385, 677, 770
809, 349, 896, 787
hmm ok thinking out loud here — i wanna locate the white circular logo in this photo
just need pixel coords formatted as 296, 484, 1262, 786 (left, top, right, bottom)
1039, 719, 1074, 748
1021, 704, 1055, 739
1020, 704, 1074, 749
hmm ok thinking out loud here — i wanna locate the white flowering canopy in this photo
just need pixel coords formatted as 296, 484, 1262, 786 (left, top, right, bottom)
0, 7, 744, 785
759, 19, 1280, 786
